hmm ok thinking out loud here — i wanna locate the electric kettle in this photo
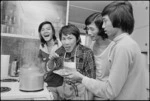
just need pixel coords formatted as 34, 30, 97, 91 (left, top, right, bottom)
19, 64, 44, 92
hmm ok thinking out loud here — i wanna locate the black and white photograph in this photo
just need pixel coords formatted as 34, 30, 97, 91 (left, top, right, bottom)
1, 1, 149, 100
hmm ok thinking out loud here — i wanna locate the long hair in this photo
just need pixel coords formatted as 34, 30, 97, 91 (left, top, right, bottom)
85, 12, 108, 40
38, 21, 57, 47
59, 24, 81, 45
102, 1, 134, 34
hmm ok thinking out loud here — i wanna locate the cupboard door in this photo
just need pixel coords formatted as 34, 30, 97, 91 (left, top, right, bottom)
131, 1, 149, 52
131, 26, 149, 52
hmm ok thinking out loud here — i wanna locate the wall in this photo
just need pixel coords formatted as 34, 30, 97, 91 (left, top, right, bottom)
1, 36, 40, 68
1, 1, 67, 37
130, 1, 149, 64
130, 1, 149, 53
1, 1, 67, 68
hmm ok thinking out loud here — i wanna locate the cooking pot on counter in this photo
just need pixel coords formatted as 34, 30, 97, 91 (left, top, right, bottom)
19, 64, 44, 92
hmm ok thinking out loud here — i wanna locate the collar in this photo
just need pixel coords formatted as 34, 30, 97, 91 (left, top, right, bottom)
113, 33, 129, 43
40, 44, 49, 54
40, 41, 58, 54
65, 44, 78, 58
56, 44, 81, 58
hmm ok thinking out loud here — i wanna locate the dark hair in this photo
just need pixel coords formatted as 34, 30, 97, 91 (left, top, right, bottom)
38, 21, 57, 47
59, 24, 81, 45
85, 12, 108, 40
102, 1, 134, 34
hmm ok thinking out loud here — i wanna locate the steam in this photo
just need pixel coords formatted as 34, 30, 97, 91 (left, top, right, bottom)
20, 40, 40, 68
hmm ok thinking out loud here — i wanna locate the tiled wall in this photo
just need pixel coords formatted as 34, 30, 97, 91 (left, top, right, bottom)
1, 1, 67, 69
1, 36, 40, 67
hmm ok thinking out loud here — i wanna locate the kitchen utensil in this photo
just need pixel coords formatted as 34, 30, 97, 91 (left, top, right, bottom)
10, 59, 19, 77
19, 64, 44, 92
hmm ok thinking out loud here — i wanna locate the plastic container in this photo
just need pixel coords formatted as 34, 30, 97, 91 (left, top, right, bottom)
10, 59, 18, 77
1, 55, 10, 79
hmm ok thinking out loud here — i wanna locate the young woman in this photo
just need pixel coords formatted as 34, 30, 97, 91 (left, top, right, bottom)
48, 24, 96, 100
38, 21, 61, 73
65, 1, 147, 100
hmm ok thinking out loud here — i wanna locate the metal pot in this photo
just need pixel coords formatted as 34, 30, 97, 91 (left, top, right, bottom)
19, 64, 44, 92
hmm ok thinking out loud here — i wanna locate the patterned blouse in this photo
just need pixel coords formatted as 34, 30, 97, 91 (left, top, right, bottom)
38, 40, 62, 72
54, 44, 96, 79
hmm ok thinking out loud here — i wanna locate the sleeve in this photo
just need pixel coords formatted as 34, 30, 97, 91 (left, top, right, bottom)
54, 57, 63, 70
84, 50, 96, 79
53, 47, 64, 70
38, 47, 50, 72
82, 46, 131, 100
38, 49, 49, 62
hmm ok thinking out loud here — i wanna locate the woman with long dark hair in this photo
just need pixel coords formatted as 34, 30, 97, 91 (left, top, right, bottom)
38, 21, 61, 73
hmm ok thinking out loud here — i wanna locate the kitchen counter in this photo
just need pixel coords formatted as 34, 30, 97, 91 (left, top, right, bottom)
1, 81, 54, 100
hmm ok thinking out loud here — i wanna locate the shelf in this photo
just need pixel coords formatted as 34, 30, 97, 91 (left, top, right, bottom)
1, 33, 39, 40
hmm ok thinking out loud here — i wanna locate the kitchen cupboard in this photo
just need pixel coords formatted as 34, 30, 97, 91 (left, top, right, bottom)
1, 1, 68, 67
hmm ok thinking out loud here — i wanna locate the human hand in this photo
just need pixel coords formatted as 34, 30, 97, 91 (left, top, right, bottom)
46, 53, 59, 71
49, 52, 59, 61
63, 68, 84, 83
46, 60, 55, 71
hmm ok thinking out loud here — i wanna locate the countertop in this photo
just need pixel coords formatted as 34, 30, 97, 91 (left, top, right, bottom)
1, 79, 53, 100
